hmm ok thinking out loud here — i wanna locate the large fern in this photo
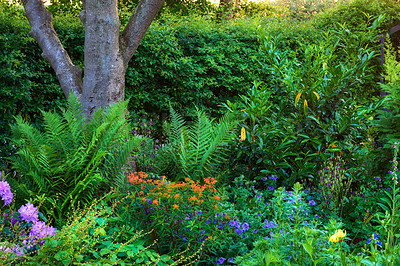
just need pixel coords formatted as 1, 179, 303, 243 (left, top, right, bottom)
155, 106, 238, 181
9, 94, 141, 225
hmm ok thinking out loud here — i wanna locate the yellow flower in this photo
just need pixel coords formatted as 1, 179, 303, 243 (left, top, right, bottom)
329, 229, 346, 244
335, 229, 346, 240
240, 127, 246, 141
329, 234, 339, 244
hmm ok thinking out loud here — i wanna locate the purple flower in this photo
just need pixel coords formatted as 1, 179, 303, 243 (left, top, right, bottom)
0, 244, 24, 257
0, 180, 13, 206
229, 257, 234, 263
216, 257, 226, 265
30, 221, 57, 240
309, 200, 316, 206
242, 222, 250, 231
263, 220, 276, 228
254, 229, 258, 233
235, 228, 243, 235
18, 203, 39, 223
268, 185, 274, 191
149, 121, 153, 126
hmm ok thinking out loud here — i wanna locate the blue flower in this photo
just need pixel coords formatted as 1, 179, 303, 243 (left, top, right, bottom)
229, 257, 234, 263
254, 229, 258, 233
268, 185, 274, 191
235, 228, 243, 235
309, 200, 316, 206
263, 220, 276, 228
242, 222, 250, 231
216, 257, 226, 265
377, 240, 382, 247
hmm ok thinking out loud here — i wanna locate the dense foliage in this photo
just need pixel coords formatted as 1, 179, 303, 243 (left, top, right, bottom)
1, 0, 400, 264
9, 94, 141, 224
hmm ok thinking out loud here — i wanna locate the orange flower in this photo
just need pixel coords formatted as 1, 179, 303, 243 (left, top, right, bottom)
214, 204, 218, 209
141, 197, 147, 202
173, 204, 179, 209
188, 196, 197, 201
138, 171, 148, 178
225, 215, 230, 220
153, 199, 159, 205
174, 194, 180, 199
215, 195, 220, 200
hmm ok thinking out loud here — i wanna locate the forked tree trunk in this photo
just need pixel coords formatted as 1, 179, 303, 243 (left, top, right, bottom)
22, 0, 164, 118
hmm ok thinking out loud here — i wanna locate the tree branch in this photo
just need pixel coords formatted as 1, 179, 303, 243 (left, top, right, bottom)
22, 0, 83, 100
120, 0, 164, 68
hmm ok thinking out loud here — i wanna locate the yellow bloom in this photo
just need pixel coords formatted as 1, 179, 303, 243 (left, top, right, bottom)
329, 234, 339, 243
329, 229, 346, 244
335, 229, 346, 240
240, 127, 246, 141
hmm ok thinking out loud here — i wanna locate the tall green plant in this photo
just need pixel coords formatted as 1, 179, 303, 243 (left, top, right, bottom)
154, 106, 238, 181
9, 94, 141, 224
377, 143, 400, 249
372, 35, 400, 142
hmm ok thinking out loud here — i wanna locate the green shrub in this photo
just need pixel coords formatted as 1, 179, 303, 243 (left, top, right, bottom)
9, 94, 141, 225
372, 37, 400, 143
223, 14, 384, 186
274, 0, 348, 20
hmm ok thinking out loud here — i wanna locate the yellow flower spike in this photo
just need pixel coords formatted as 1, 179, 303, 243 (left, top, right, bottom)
240, 127, 246, 141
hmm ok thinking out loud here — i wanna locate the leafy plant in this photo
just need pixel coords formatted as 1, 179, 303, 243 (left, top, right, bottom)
376, 143, 400, 249
372, 35, 400, 142
154, 106, 238, 181
9, 94, 141, 224
23, 191, 173, 265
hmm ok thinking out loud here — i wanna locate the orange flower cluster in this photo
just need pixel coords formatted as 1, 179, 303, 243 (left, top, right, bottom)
127, 171, 149, 184
127, 173, 220, 210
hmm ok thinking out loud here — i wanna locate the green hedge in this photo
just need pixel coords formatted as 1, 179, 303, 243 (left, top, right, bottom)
0, 8, 268, 164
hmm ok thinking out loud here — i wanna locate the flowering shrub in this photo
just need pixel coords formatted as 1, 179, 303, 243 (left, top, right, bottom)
121, 172, 224, 259
0, 173, 56, 263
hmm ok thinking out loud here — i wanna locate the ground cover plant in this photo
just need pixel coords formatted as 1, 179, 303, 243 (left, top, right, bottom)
1, 0, 400, 264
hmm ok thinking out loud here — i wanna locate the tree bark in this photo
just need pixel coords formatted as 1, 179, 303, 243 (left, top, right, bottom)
22, 0, 164, 118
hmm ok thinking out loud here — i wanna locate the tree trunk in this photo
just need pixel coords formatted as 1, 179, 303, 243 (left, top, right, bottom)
22, 0, 164, 118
